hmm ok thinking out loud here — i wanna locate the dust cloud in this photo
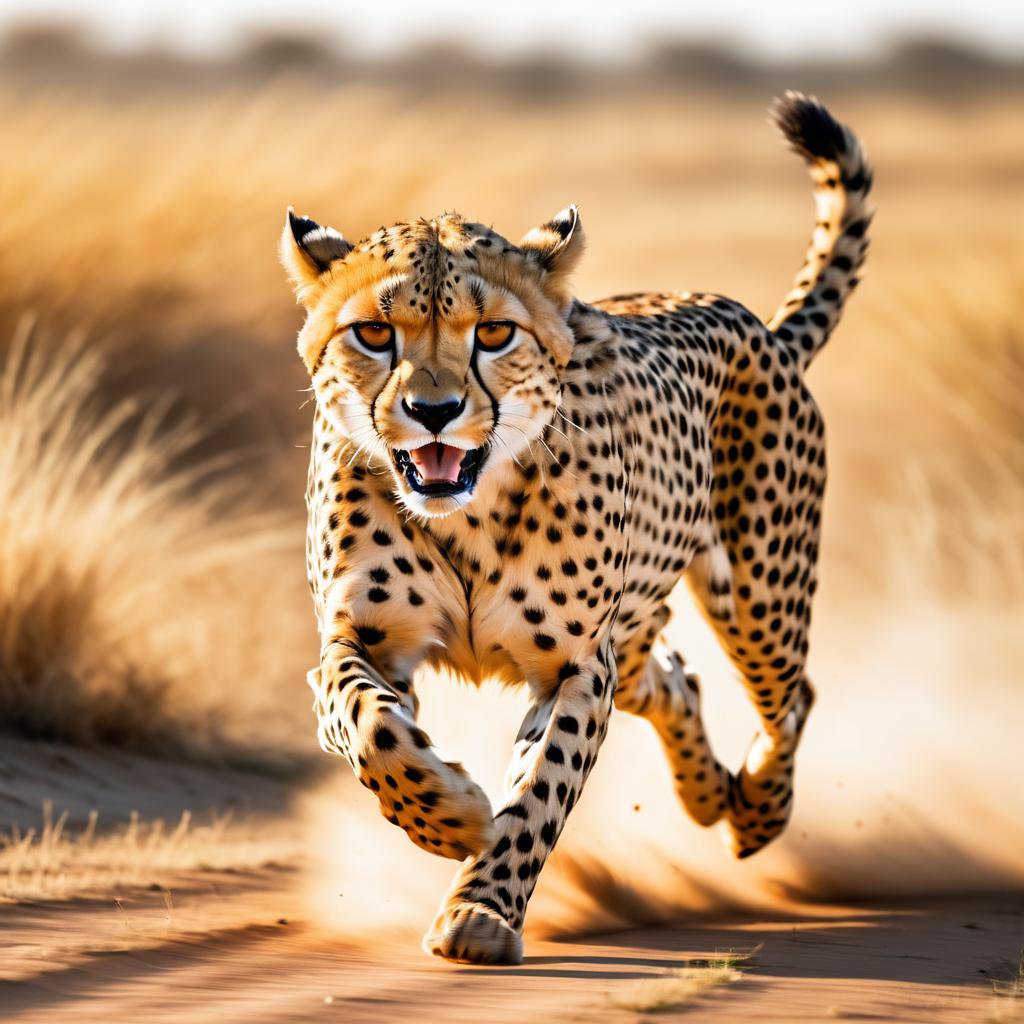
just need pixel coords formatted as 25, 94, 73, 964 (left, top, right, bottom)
299, 589, 1024, 945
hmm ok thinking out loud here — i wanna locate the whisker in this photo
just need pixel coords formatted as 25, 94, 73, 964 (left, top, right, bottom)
496, 422, 547, 486
491, 432, 524, 470
501, 414, 566, 474
544, 420, 572, 444
556, 408, 592, 437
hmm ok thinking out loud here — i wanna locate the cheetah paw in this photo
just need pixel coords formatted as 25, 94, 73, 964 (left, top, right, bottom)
423, 902, 523, 965
358, 711, 495, 860
720, 770, 792, 859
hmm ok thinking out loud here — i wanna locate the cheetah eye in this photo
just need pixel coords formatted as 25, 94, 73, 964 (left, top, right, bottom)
351, 322, 395, 354
475, 321, 516, 353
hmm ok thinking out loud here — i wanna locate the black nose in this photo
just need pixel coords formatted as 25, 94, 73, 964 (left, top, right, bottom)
402, 397, 466, 435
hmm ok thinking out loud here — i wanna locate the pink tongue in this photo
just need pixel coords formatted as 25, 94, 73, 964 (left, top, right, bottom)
410, 443, 463, 483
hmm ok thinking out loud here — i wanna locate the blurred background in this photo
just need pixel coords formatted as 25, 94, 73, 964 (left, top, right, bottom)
1, 0, 1022, 925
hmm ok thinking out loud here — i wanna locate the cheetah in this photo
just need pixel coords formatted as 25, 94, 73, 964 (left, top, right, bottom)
281, 93, 873, 965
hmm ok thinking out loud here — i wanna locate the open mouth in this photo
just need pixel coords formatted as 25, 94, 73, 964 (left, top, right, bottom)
393, 443, 486, 497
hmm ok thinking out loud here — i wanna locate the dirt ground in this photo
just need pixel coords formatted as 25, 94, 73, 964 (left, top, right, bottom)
4, 872, 1022, 1022
2, 741, 1022, 1024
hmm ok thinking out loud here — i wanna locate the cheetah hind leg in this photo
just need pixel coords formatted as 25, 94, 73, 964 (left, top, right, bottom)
685, 545, 817, 858
616, 643, 732, 829
686, 532, 736, 625
724, 676, 815, 858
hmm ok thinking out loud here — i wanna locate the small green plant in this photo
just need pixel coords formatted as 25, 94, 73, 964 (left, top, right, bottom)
610, 946, 760, 1014
990, 950, 1024, 1023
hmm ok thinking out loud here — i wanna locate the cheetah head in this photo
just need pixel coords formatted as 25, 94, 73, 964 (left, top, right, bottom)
281, 207, 584, 517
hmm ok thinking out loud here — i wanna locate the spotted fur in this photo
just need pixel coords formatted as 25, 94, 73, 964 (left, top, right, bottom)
280, 93, 873, 965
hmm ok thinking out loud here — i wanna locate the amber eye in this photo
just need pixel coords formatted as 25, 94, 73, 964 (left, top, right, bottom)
352, 322, 395, 353
475, 321, 516, 352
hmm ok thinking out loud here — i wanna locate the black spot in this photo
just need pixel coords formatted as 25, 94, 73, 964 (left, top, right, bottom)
496, 803, 529, 819
374, 726, 397, 751
356, 625, 386, 646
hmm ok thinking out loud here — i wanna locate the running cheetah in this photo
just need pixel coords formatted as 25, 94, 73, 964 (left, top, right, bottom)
280, 93, 873, 964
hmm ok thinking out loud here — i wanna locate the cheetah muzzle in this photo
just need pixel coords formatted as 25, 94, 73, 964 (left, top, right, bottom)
393, 443, 488, 500
281, 92, 873, 965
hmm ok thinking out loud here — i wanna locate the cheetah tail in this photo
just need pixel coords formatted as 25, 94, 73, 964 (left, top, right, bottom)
767, 92, 874, 371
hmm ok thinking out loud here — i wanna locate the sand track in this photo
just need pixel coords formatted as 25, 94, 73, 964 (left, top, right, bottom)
3, 874, 1021, 1022
2, 741, 1022, 1023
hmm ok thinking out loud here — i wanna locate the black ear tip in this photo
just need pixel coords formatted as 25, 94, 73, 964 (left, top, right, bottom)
548, 205, 579, 240
288, 209, 322, 241
288, 213, 352, 272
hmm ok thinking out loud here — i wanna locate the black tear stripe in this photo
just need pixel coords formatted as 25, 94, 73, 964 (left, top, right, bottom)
370, 377, 390, 437
311, 334, 340, 376
470, 347, 501, 433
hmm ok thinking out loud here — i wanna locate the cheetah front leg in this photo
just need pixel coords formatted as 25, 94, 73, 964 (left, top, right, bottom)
311, 630, 494, 861
423, 645, 617, 964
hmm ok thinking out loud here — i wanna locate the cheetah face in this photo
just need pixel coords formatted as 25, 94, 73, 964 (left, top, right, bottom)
281, 207, 584, 517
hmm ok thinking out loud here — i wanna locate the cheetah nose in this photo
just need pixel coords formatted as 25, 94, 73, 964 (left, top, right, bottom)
402, 397, 466, 435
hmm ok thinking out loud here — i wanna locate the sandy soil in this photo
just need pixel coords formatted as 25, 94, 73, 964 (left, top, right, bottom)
4, 879, 1022, 1023
2, 741, 1022, 1024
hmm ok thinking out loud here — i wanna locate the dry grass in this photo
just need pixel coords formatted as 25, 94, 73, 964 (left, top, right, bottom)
610, 950, 756, 1014
990, 952, 1024, 1024
0, 800, 299, 902
0, 318, 311, 768
0, 73, 1020, 761
0, 82, 1018, 594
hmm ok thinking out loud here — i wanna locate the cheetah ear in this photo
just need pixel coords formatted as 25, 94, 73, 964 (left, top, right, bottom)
519, 204, 585, 306
280, 207, 354, 306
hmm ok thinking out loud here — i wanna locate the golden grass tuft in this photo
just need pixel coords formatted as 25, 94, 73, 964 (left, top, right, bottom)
0, 800, 299, 902
0, 318, 310, 768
